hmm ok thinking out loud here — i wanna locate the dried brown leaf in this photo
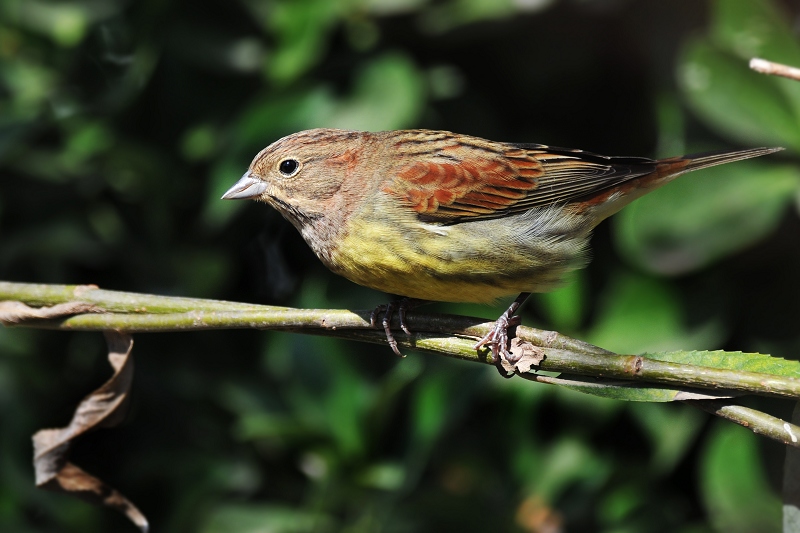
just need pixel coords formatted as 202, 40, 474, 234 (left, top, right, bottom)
32, 331, 148, 532
36, 463, 148, 531
0, 300, 98, 325
500, 338, 546, 375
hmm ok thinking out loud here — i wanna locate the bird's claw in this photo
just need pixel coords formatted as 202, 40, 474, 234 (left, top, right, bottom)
398, 304, 413, 336
382, 300, 403, 357
371, 298, 418, 357
369, 304, 386, 328
474, 292, 530, 377
474, 315, 522, 366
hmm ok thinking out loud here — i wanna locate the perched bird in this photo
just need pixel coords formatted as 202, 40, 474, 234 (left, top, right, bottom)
223, 128, 780, 371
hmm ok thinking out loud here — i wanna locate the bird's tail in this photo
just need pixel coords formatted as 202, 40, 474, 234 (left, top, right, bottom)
589, 146, 783, 222
659, 146, 784, 176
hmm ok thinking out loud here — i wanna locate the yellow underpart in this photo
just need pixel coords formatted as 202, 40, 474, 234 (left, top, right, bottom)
328, 202, 589, 303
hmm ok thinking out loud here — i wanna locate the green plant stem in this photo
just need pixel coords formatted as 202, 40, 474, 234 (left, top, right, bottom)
2, 281, 798, 399
0, 282, 286, 313
688, 400, 800, 448
3, 281, 800, 448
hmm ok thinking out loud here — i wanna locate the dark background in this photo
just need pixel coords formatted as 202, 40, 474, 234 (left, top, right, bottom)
2, 0, 800, 531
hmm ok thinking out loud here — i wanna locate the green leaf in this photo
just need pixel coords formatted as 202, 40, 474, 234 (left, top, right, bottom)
678, 39, 800, 150
700, 422, 781, 533
552, 348, 799, 403
553, 375, 725, 403
614, 161, 800, 275
644, 349, 800, 378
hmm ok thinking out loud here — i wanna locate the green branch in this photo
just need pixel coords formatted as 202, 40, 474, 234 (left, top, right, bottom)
2, 281, 799, 448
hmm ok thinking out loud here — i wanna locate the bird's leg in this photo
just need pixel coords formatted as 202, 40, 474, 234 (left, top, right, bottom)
369, 303, 398, 354
369, 304, 386, 328
369, 298, 426, 357
474, 292, 531, 368
382, 300, 402, 357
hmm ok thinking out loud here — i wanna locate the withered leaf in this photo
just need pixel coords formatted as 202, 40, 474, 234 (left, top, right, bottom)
32, 331, 148, 532
0, 300, 98, 325
499, 338, 546, 376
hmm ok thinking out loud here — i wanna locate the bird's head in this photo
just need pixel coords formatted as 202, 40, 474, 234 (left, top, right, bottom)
222, 128, 375, 230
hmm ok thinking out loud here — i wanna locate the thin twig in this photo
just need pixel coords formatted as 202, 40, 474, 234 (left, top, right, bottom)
688, 400, 800, 448
750, 58, 800, 82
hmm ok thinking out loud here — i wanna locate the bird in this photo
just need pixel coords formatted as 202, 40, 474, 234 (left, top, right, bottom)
222, 128, 781, 372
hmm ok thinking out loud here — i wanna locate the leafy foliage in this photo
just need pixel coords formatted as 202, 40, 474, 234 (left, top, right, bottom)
0, 0, 798, 532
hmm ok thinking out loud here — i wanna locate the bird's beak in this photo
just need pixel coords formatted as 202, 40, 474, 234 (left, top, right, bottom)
221, 172, 268, 200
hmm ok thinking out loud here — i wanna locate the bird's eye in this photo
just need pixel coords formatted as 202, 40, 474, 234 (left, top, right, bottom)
279, 159, 299, 176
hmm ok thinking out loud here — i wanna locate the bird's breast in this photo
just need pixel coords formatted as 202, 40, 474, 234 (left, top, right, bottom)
324, 201, 591, 303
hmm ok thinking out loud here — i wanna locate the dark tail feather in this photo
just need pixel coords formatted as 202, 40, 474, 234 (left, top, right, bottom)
576, 146, 782, 222
678, 146, 784, 173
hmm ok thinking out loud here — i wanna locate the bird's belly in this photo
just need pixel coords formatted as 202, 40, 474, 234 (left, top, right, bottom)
327, 214, 588, 303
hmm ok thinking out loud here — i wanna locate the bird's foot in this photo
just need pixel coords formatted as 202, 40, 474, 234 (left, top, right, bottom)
474, 315, 522, 369
473, 292, 531, 377
370, 298, 420, 357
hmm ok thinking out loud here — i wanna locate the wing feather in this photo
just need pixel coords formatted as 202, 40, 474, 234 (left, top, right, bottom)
384, 139, 659, 222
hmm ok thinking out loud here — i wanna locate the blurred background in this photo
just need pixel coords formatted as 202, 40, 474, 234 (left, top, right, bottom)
2, 0, 800, 531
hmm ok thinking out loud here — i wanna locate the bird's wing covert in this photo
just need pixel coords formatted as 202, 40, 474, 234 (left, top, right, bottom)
386, 141, 658, 222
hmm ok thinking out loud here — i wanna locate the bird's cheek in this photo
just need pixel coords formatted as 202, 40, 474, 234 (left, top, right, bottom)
292, 195, 329, 216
